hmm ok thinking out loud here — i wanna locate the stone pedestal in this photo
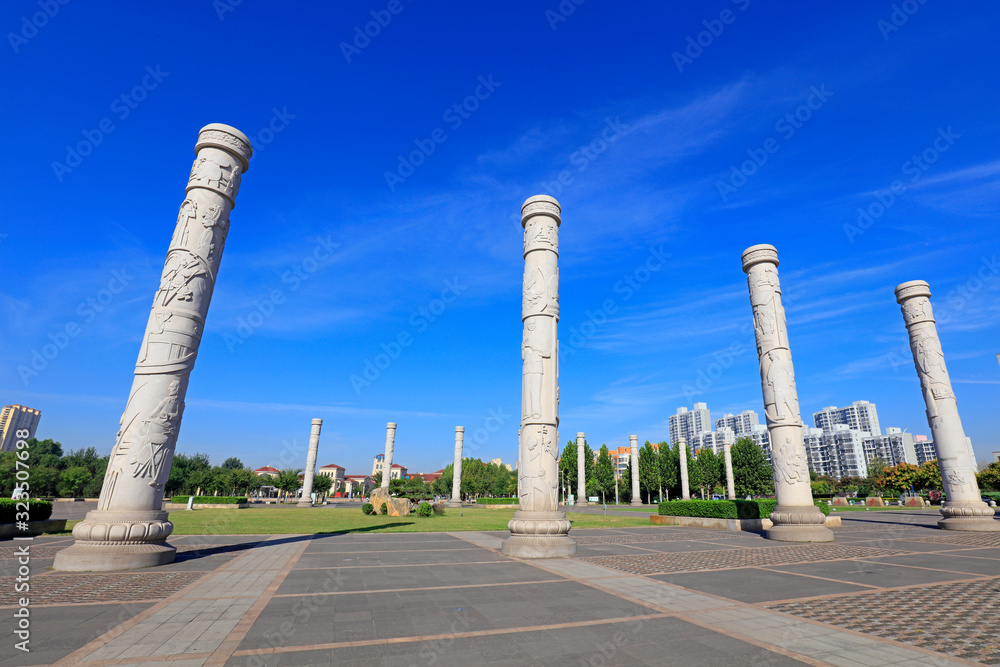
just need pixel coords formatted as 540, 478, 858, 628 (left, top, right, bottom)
297, 419, 323, 507
742, 244, 832, 542
381, 422, 396, 488
724, 443, 736, 500
895, 281, 999, 531
54, 124, 252, 571
679, 438, 691, 500
575, 432, 587, 506
629, 435, 642, 506
448, 426, 464, 508
502, 195, 575, 558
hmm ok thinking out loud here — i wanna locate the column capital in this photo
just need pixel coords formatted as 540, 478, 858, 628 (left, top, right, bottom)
895, 280, 931, 303
311, 418, 323, 426
386, 422, 397, 429
741, 244, 779, 273
521, 194, 561, 227
455, 426, 465, 433
195, 123, 252, 172
576, 432, 585, 439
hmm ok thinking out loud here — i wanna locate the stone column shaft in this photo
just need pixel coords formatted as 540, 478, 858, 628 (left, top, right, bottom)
297, 419, 323, 507
895, 281, 998, 531
679, 438, 691, 500
575, 432, 586, 506
381, 422, 396, 488
54, 124, 252, 571
449, 427, 464, 507
630, 435, 641, 506
502, 195, 575, 558
743, 244, 832, 542
724, 443, 736, 500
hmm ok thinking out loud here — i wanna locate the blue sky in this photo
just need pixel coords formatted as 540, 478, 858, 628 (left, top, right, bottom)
3, 1, 999, 476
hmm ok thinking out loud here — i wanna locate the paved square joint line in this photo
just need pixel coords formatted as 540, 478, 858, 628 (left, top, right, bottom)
0, 571, 205, 605
768, 577, 1000, 665
905, 533, 1000, 547
573, 531, 746, 545
581, 544, 906, 574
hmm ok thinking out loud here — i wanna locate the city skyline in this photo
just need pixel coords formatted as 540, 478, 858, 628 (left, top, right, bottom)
3, 2, 998, 475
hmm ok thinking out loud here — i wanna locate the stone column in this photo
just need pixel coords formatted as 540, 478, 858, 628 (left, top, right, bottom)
502, 195, 575, 558
724, 442, 736, 500
679, 438, 691, 500
381, 422, 396, 488
448, 426, 464, 507
742, 244, 832, 542
630, 435, 642, 506
895, 281, 999, 531
297, 419, 323, 507
575, 432, 587, 506
54, 124, 252, 572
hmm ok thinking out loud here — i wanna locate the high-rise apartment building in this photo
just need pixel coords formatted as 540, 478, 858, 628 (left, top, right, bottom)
862, 428, 917, 468
668, 403, 711, 444
813, 401, 881, 436
0, 405, 41, 452
715, 410, 760, 437
910, 435, 976, 468
691, 427, 735, 455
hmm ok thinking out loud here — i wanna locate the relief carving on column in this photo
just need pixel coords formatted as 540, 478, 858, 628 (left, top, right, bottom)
760, 349, 801, 426
518, 424, 557, 511
771, 435, 809, 485
522, 319, 551, 421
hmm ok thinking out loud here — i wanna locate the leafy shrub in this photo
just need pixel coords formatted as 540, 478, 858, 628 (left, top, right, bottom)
432, 503, 446, 515
476, 497, 518, 504
169, 496, 246, 504
418, 502, 433, 517
0, 498, 54, 523
362, 503, 375, 515
658, 498, 829, 520
982, 491, 1000, 503
379, 502, 388, 515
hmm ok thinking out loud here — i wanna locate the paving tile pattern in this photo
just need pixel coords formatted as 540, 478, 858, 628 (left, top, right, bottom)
583, 544, 905, 574
0, 571, 204, 605
768, 577, 1000, 665
573, 531, 745, 545
905, 533, 1000, 547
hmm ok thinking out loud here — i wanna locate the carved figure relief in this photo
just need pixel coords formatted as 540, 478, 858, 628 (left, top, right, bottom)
128, 381, 184, 488
761, 349, 800, 425
524, 219, 557, 252
197, 204, 225, 261
772, 435, 808, 485
171, 199, 198, 248
522, 319, 551, 420
523, 266, 546, 312
519, 426, 557, 511
190, 157, 240, 196
157, 251, 208, 306
136, 311, 199, 371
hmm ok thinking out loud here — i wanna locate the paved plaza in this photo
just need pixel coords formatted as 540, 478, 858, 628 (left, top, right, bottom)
2, 508, 998, 666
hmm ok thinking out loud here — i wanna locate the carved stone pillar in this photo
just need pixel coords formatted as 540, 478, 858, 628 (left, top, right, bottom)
448, 426, 464, 507
502, 195, 575, 558
381, 422, 396, 488
297, 419, 323, 507
54, 124, 252, 571
895, 281, 999, 531
630, 435, 642, 506
724, 443, 736, 500
742, 244, 832, 542
679, 438, 691, 500
575, 432, 587, 506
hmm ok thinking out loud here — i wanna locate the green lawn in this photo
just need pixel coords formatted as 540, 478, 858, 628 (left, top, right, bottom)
92, 506, 653, 535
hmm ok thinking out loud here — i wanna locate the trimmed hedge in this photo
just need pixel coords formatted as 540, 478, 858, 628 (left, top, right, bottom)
169, 496, 247, 504
476, 497, 518, 504
658, 499, 830, 520
417, 502, 433, 517
362, 503, 375, 515
0, 498, 54, 523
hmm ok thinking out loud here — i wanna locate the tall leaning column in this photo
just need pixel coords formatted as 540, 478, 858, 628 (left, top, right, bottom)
54, 124, 252, 571
724, 442, 736, 500
381, 422, 396, 488
575, 432, 587, 506
297, 419, 323, 507
679, 437, 691, 500
630, 435, 642, 506
502, 195, 575, 557
742, 244, 832, 542
448, 426, 464, 507
895, 281, 999, 531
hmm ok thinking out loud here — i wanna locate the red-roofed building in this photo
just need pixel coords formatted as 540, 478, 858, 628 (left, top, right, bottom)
253, 466, 279, 479
317, 464, 346, 494
409, 469, 445, 483
344, 475, 372, 497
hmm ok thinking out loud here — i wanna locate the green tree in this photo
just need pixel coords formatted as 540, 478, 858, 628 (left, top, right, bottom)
58, 466, 91, 497
915, 460, 942, 491
659, 442, 679, 498
275, 468, 303, 501
371, 471, 383, 488
977, 461, 1000, 491
221, 457, 244, 470
695, 448, 722, 497
683, 442, 702, 495
312, 474, 333, 497
730, 437, 774, 497
432, 465, 451, 497
558, 440, 578, 501
638, 441, 660, 503
618, 462, 632, 503
878, 463, 920, 495
594, 445, 615, 503
866, 456, 888, 494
